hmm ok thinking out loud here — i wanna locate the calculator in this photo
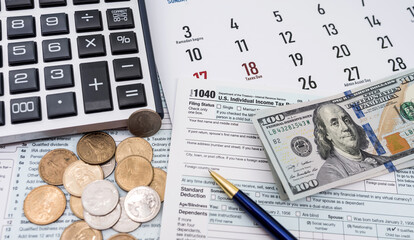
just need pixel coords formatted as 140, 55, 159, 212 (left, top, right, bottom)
0, 0, 163, 144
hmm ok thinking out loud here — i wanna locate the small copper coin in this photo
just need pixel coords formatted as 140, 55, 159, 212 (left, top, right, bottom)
70, 195, 84, 219
115, 137, 153, 163
38, 149, 78, 185
115, 155, 154, 191
108, 233, 137, 240
60, 220, 102, 240
63, 161, 104, 197
149, 168, 167, 202
127, 109, 162, 138
24, 185, 66, 225
77, 132, 116, 164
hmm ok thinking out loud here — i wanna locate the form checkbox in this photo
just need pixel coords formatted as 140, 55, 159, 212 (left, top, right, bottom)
221, 205, 227, 210
217, 104, 222, 109
306, 197, 311, 202
347, 215, 352, 221
255, 192, 260, 197
237, 106, 241, 111
211, 194, 216, 200
295, 211, 301, 217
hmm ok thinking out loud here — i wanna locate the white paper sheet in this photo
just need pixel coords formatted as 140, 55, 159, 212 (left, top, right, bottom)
160, 79, 414, 240
145, 0, 414, 120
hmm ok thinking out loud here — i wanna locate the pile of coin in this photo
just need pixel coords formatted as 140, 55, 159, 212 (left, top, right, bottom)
24, 131, 167, 239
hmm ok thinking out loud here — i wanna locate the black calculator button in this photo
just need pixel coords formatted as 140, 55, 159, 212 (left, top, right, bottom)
9, 68, 39, 94
77, 34, 106, 58
42, 38, 72, 62
7, 16, 36, 39
0, 102, 4, 126
105, 0, 129, 2
117, 84, 147, 109
0, 73, 3, 96
80, 61, 113, 113
39, 0, 67, 7
106, 8, 134, 30
0, 46, 2, 68
113, 57, 142, 81
44, 65, 74, 90
74, 0, 99, 4
110, 31, 138, 54
8, 41, 38, 66
75, 10, 102, 33
10, 96, 41, 124
40, 13, 69, 36
5, 0, 34, 10
46, 92, 77, 119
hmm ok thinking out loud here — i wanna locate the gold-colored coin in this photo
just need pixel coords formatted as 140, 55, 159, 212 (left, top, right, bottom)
115, 137, 153, 163
108, 233, 137, 240
63, 160, 103, 197
38, 149, 78, 185
24, 185, 66, 225
149, 168, 167, 202
69, 195, 84, 219
127, 109, 162, 138
115, 155, 154, 191
60, 220, 102, 240
77, 132, 116, 164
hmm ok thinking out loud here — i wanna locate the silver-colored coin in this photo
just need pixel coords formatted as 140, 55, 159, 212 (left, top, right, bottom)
84, 203, 121, 230
112, 197, 141, 233
82, 180, 119, 216
124, 186, 161, 223
101, 157, 116, 178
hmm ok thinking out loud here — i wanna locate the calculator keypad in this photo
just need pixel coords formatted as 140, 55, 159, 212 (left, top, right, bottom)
0, 0, 163, 144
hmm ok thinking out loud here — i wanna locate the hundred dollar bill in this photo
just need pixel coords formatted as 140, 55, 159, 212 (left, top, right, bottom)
253, 70, 414, 201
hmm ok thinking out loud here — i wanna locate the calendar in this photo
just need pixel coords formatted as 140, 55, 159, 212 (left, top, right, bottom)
145, 0, 414, 119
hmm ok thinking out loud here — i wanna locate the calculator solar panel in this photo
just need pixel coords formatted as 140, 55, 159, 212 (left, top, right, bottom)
0, 0, 163, 144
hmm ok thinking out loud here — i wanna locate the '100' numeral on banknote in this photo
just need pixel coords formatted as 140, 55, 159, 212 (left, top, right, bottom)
254, 70, 414, 201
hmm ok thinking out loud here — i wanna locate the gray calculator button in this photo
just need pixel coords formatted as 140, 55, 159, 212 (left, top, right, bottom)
0, 102, 4, 126
7, 16, 36, 39
42, 38, 71, 62
46, 92, 77, 119
5, 0, 34, 10
8, 41, 37, 66
10, 96, 41, 124
44, 65, 74, 90
9, 68, 39, 94
40, 13, 69, 36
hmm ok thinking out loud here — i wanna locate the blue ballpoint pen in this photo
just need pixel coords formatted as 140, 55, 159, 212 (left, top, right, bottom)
209, 170, 297, 240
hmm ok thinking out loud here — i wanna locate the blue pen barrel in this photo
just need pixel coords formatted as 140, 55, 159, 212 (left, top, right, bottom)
233, 190, 297, 240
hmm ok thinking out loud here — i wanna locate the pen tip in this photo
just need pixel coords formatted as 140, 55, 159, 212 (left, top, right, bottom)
208, 169, 212, 174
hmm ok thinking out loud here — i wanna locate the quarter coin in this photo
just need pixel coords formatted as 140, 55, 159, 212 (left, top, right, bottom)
124, 186, 161, 222
84, 203, 121, 230
38, 149, 78, 185
112, 197, 141, 233
77, 132, 116, 165
60, 220, 102, 240
149, 168, 167, 202
24, 185, 66, 225
82, 180, 119, 216
115, 137, 153, 163
69, 195, 84, 219
101, 157, 116, 178
63, 161, 104, 197
108, 233, 137, 240
127, 109, 162, 138
115, 155, 154, 191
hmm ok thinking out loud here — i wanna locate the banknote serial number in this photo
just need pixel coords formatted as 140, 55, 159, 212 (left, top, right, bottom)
267, 120, 311, 135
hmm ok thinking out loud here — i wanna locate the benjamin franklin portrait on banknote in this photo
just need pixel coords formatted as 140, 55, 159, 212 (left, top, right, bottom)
313, 103, 390, 186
